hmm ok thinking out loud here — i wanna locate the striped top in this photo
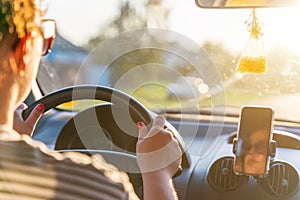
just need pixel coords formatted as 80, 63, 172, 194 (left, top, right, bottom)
0, 126, 139, 200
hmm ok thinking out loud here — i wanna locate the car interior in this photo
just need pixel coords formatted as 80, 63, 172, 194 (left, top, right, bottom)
23, 0, 300, 199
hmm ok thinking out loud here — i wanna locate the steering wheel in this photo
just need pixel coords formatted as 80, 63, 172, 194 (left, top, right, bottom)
23, 84, 155, 160
23, 85, 186, 196
23, 85, 152, 123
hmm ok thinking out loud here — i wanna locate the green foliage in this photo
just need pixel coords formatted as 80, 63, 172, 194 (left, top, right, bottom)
87, 1, 147, 50
79, 0, 300, 111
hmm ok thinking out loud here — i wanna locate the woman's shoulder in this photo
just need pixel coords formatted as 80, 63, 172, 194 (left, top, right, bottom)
0, 125, 139, 200
0, 124, 21, 141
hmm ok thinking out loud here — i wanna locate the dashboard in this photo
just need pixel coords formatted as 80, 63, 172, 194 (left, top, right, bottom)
169, 114, 300, 200
33, 108, 300, 200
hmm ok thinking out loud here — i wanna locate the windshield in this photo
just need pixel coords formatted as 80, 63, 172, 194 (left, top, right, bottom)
38, 0, 300, 122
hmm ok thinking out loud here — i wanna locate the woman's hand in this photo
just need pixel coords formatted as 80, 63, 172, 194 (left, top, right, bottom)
13, 103, 44, 136
136, 115, 182, 200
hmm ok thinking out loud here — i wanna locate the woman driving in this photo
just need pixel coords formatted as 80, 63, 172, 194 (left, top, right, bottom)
0, 0, 182, 199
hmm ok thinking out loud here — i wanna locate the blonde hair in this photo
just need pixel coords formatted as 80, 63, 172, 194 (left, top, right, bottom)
0, 0, 42, 42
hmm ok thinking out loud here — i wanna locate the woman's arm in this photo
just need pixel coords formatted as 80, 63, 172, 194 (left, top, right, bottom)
136, 115, 182, 200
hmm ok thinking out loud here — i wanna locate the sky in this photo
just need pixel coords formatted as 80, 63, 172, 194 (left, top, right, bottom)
44, 0, 300, 54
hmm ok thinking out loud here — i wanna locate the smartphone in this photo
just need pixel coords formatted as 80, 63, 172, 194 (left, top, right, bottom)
234, 105, 274, 177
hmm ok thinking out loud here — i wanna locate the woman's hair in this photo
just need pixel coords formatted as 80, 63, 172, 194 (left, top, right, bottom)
0, 0, 42, 42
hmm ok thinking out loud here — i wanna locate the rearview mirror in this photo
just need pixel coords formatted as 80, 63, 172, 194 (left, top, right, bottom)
195, 0, 300, 8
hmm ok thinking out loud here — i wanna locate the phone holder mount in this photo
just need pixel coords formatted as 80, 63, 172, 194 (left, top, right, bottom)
232, 137, 277, 177
232, 138, 277, 158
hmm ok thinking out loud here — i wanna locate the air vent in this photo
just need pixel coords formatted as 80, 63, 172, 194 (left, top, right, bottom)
258, 161, 299, 198
207, 157, 248, 192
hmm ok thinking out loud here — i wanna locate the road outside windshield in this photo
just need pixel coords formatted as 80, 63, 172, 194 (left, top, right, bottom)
38, 0, 300, 122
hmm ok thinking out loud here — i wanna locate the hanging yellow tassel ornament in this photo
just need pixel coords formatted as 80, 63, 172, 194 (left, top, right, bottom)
236, 9, 267, 74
